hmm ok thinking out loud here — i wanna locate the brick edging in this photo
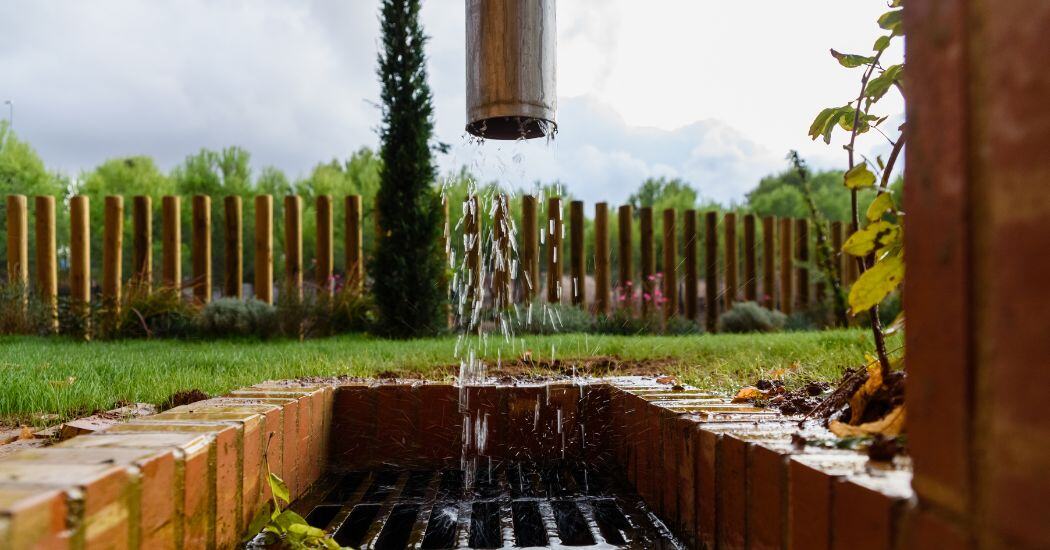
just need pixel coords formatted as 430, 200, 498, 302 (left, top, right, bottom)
0, 382, 334, 549
605, 378, 915, 550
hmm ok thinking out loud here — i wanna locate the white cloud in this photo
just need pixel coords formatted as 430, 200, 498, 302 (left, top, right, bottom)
0, 0, 903, 203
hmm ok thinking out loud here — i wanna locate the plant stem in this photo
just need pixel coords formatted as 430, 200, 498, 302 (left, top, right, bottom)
845, 52, 892, 378
879, 132, 905, 192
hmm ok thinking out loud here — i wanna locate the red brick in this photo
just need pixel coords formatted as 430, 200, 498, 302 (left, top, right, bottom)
19, 446, 178, 549
374, 385, 422, 468
0, 456, 136, 550
415, 385, 459, 468
109, 421, 240, 549
900, 504, 972, 550
330, 385, 375, 471
62, 431, 222, 549
787, 452, 869, 550
0, 486, 68, 549
695, 426, 719, 550
671, 416, 698, 547
748, 444, 787, 550
718, 433, 748, 550
831, 478, 905, 550
657, 408, 677, 522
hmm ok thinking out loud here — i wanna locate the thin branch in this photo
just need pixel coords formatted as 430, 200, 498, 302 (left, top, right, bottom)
878, 130, 905, 192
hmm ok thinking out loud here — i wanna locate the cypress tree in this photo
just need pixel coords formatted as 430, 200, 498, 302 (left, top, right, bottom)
371, 0, 446, 337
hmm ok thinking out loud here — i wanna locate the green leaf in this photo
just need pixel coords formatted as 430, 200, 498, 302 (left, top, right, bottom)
287, 523, 327, 539
844, 164, 876, 189
842, 221, 901, 256
849, 256, 904, 314
866, 64, 904, 103
866, 192, 895, 222
273, 509, 309, 530
809, 107, 840, 143
873, 35, 892, 52
830, 49, 874, 68
878, 9, 904, 36
269, 472, 290, 505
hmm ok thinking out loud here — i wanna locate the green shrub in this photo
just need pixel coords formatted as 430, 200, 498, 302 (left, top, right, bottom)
718, 301, 787, 333
513, 301, 593, 335
785, 311, 817, 332
0, 282, 52, 335
197, 298, 278, 339
593, 309, 653, 335
111, 289, 197, 339
317, 290, 375, 335
664, 316, 702, 335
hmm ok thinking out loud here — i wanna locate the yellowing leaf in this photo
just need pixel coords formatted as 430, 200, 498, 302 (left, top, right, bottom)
849, 256, 904, 314
866, 192, 895, 222
830, 405, 906, 437
830, 49, 874, 68
268, 472, 290, 505
842, 221, 900, 256
849, 363, 883, 424
844, 164, 876, 189
732, 386, 765, 402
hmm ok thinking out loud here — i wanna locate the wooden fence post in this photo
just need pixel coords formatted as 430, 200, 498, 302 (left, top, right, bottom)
223, 196, 242, 299
161, 196, 181, 293
192, 195, 211, 304
744, 213, 757, 302
779, 217, 793, 315
546, 197, 563, 303
34, 196, 57, 330
843, 225, 858, 286
570, 200, 586, 307
704, 211, 719, 331
724, 212, 738, 310
464, 195, 481, 305
284, 195, 303, 300
5, 195, 28, 307
795, 218, 809, 310
762, 216, 776, 310
521, 195, 539, 302
618, 205, 633, 311
594, 202, 610, 315
70, 196, 91, 331
831, 220, 845, 288
639, 207, 654, 316
103, 196, 124, 316
316, 195, 333, 296
132, 196, 152, 292
345, 195, 363, 295
662, 208, 678, 320
493, 194, 511, 308
254, 195, 274, 304
684, 209, 698, 320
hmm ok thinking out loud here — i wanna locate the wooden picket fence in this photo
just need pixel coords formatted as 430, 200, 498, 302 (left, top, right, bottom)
4, 193, 853, 333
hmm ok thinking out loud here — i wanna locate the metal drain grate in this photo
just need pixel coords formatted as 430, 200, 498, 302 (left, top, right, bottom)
297, 461, 683, 549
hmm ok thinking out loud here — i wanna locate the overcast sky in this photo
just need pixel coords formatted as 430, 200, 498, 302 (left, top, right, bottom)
1, 0, 903, 204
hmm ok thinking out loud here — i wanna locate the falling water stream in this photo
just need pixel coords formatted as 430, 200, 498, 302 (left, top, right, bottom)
443, 127, 593, 492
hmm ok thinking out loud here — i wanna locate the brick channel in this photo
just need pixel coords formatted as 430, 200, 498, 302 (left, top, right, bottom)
0, 378, 914, 549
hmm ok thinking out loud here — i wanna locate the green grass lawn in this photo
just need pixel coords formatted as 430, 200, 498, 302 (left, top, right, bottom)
0, 329, 893, 426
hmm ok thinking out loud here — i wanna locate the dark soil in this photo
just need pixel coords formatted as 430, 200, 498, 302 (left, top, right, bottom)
159, 389, 210, 411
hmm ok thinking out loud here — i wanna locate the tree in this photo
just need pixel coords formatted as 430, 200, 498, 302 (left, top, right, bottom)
76, 157, 174, 279
370, 0, 446, 337
0, 122, 69, 278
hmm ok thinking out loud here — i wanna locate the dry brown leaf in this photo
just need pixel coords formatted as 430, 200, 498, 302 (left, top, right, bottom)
848, 363, 884, 424
829, 405, 906, 438
18, 426, 33, 440
656, 376, 678, 385
732, 386, 765, 403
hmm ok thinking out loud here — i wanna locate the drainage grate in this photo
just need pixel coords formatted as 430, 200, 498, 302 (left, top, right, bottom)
295, 461, 683, 549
